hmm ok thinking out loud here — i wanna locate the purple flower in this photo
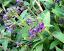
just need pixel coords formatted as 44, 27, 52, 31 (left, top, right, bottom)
29, 28, 37, 37
37, 27, 42, 32
29, 22, 45, 38
16, 0, 20, 2
39, 22, 45, 30
6, 27, 13, 33
37, 22, 45, 32
33, 28, 38, 33
8, 28, 13, 33
16, 0, 23, 2
3, 14, 8, 20
26, 19, 32, 25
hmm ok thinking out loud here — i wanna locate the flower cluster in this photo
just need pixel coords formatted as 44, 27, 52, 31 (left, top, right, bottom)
29, 22, 45, 38
6, 6, 26, 16
3, 5, 26, 33
4, 21, 16, 33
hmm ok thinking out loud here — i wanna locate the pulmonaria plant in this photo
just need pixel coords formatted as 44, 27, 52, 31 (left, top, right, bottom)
29, 22, 45, 38
0, 0, 64, 51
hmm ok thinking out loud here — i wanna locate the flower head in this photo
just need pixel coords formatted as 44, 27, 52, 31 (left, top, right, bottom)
29, 28, 37, 37
16, 0, 20, 2
39, 22, 45, 30
26, 18, 32, 25
29, 22, 45, 38
6, 27, 13, 33
3, 14, 8, 20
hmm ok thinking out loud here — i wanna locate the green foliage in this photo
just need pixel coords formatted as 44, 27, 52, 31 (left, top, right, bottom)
53, 31, 64, 43
2, 39, 8, 51
0, 0, 64, 51
52, 5, 64, 17
50, 40, 60, 49
56, 47, 62, 51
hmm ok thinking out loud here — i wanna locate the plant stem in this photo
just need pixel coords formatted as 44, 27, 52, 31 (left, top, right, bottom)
35, 0, 43, 12
28, 7, 37, 17
2, 4, 6, 13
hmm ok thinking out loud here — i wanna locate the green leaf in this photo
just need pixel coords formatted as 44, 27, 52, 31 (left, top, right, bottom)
19, 9, 28, 24
20, 9, 28, 19
40, 0, 53, 9
1, 29, 11, 37
52, 5, 64, 17
19, 45, 28, 51
3, 0, 11, 6
0, 8, 3, 13
40, 10, 50, 29
39, 0, 53, 3
24, 1, 30, 6
16, 30, 22, 41
0, 48, 2, 51
31, 41, 43, 51
0, 0, 3, 3
11, 47, 18, 51
54, 24, 61, 31
30, 0, 35, 8
39, 10, 50, 28
21, 25, 29, 40
35, 44, 43, 51
53, 31, 64, 43
50, 40, 60, 49
43, 10, 50, 25
2, 39, 8, 51
0, 39, 3, 44
56, 47, 62, 51
38, 32, 44, 39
